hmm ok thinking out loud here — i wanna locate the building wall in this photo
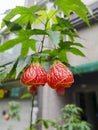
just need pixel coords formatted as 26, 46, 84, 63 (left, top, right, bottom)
1, 1, 98, 130
0, 80, 38, 130
68, 23, 98, 66
0, 99, 31, 130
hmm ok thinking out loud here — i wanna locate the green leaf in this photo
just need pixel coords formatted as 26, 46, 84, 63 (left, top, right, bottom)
2, 5, 39, 27
48, 10, 58, 23
43, 120, 49, 129
0, 38, 21, 52
16, 55, 32, 78
46, 30, 60, 46
34, 10, 47, 25
16, 29, 47, 36
0, 61, 16, 82
4, 20, 22, 31
56, 16, 73, 29
34, 9, 58, 27
20, 39, 36, 57
5, 60, 18, 80
55, 0, 90, 26
80, 121, 92, 130
0, 34, 37, 57
58, 50, 68, 63
71, 42, 84, 48
67, 47, 85, 57
43, 49, 69, 64
34, 118, 44, 127
48, 10, 59, 20
21, 93, 32, 99
52, 18, 78, 42
59, 41, 84, 49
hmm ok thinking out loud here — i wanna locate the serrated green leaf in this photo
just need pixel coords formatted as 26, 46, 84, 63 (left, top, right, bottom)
52, 24, 77, 41
59, 41, 84, 52
43, 49, 69, 64
16, 56, 32, 78
62, 31, 77, 42
34, 9, 58, 26
55, 0, 90, 26
0, 61, 16, 82
47, 10, 58, 25
56, 16, 73, 29
48, 10, 59, 19
46, 30, 60, 46
52, 16, 78, 41
21, 93, 32, 99
2, 5, 39, 28
0, 38, 21, 52
34, 10, 47, 25
20, 39, 36, 57
0, 37, 36, 57
68, 47, 85, 57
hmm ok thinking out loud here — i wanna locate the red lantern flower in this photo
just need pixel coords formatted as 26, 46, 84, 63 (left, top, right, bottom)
47, 61, 74, 95
20, 63, 47, 94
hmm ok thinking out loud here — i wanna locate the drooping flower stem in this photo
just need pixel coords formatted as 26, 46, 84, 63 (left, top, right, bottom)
40, 18, 49, 53
30, 94, 35, 130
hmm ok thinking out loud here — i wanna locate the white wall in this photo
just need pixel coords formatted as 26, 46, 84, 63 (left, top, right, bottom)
82, 0, 98, 5
68, 23, 98, 66
0, 99, 31, 130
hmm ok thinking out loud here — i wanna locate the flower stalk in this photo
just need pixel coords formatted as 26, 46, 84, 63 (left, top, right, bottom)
30, 95, 35, 130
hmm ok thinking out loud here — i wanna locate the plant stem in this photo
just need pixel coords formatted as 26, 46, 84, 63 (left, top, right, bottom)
30, 94, 35, 130
40, 35, 46, 52
40, 18, 49, 53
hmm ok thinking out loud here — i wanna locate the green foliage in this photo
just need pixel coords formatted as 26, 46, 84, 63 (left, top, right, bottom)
8, 101, 21, 120
0, 31, 37, 57
25, 104, 91, 130
16, 55, 32, 78
34, 9, 58, 28
27, 118, 60, 130
0, 61, 16, 82
6, 101, 91, 130
60, 104, 91, 130
0, 0, 91, 82
55, 0, 90, 26
1, 5, 39, 28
